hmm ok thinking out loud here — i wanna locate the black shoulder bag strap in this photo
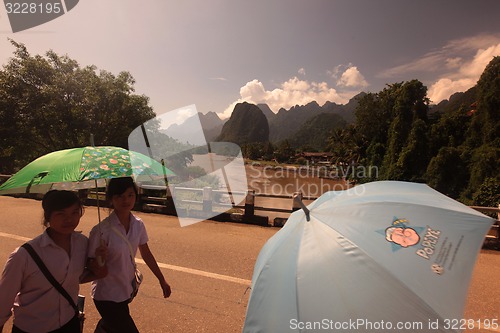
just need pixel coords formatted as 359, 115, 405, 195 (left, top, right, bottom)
21, 243, 79, 315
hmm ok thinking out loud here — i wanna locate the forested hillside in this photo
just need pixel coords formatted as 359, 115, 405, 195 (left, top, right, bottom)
336, 57, 499, 205
235, 57, 499, 206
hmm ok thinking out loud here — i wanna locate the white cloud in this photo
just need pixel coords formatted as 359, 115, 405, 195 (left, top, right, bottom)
380, 53, 444, 78
327, 64, 342, 79
445, 57, 462, 69
240, 79, 267, 101
218, 63, 370, 119
427, 78, 476, 104
428, 43, 500, 103
377, 33, 500, 103
218, 77, 355, 119
380, 33, 500, 79
157, 104, 198, 130
337, 66, 369, 88
219, 101, 240, 120
460, 43, 500, 77
282, 77, 310, 91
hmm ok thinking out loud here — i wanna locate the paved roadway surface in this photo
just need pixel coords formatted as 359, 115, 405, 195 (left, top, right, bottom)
0, 196, 499, 333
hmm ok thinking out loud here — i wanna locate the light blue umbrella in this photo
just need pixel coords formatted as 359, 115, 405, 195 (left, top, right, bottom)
243, 181, 495, 333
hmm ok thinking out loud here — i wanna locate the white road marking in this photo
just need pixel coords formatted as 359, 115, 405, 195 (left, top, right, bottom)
0, 232, 30, 242
0, 231, 252, 286
136, 259, 251, 285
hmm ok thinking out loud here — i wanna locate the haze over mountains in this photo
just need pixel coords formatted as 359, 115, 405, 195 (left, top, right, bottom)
161, 111, 224, 145
163, 93, 365, 147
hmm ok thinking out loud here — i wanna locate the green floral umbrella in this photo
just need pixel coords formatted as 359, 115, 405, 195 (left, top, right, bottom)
0, 146, 174, 194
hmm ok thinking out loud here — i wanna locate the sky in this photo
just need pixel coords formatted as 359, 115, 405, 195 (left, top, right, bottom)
1, 0, 500, 120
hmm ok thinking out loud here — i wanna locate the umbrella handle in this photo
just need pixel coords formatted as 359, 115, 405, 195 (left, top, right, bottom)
93, 178, 106, 267
293, 195, 310, 221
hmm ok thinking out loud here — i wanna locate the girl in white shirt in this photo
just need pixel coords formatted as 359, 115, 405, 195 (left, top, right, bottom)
0, 190, 107, 333
88, 177, 171, 333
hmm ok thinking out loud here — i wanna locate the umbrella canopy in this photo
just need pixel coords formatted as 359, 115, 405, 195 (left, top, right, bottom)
243, 181, 495, 333
0, 146, 174, 195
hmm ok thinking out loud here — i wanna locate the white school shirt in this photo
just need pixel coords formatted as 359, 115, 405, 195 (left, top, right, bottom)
88, 211, 148, 303
0, 230, 88, 332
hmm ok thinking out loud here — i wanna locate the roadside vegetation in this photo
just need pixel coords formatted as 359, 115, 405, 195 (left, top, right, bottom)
0, 40, 498, 208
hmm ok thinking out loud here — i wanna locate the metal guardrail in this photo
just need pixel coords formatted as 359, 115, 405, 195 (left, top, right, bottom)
1, 174, 499, 241
8, 180, 498, 229
138, 186, 500, 238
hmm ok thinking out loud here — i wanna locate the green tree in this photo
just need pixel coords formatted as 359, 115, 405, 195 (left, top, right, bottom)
364, 142, 385, 174
262, 142, 275, 161
395, 119, 429, 181
382, 80, 429, 179
0, 40, 156, 173
472, 177, 500, 210
461, 57, 500, 201
467, 56, 500, 148
465, 145, 500, 199
429, 105, 472, 155
327, 125, 364, 165
241, 143, 263, 160
274, 140, 294, 163
351, 81, 430, 181
354, 91, 391, 146
425, 147, 469, 198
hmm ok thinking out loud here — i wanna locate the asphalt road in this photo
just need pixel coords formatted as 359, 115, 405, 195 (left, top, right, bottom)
0, 196, 499, 333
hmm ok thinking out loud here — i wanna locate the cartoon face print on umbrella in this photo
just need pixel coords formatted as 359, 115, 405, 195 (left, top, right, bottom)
384, 218, 424, 248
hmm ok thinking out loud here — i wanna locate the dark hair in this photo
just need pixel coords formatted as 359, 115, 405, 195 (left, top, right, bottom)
42, 190, 83, 226
106, 177, 138, 203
